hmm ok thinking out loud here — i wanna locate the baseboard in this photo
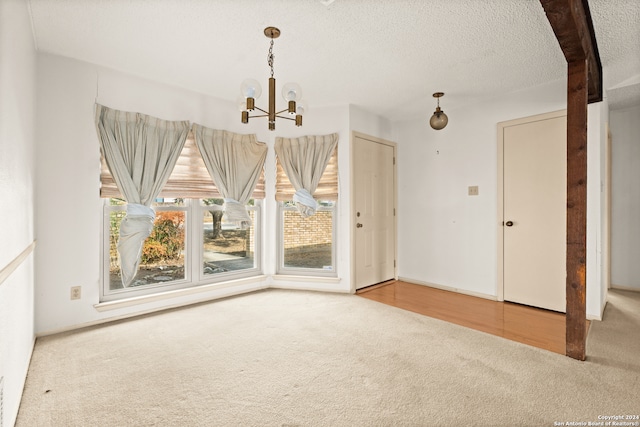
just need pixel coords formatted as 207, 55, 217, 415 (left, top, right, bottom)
269, 276, 348, 294
611, 284, 640, 293
94, 275, 268, 312
39, 275, 347, 337
9, 335, 36, 427
587, 304, 604, 321
270, 275, 342, 284
591, 293, 608, 321
355, 280, 397, 294
38, 284, 268, 337
398, 277, 497, 301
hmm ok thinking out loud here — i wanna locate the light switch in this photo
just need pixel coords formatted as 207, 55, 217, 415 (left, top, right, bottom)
468, 186, 479, 196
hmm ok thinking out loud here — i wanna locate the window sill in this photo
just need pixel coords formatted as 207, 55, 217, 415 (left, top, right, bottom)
94, 275, 268, 312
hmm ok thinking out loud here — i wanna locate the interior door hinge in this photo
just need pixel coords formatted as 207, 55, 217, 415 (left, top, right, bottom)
394, 260, 396, 268
393, 157, 396, 165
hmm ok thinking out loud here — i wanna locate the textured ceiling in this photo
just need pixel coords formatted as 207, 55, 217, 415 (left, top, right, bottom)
27, 0, 640, 119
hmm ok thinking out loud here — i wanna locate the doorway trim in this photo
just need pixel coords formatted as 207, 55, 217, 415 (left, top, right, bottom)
496, 109, 567, 302
604, 123, 612, 292
350, 131, 398, 294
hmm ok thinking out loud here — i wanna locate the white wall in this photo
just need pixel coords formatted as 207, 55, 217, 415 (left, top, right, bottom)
349, 105, 394, 142
33, 43, 614, 342
393, 79, 607, 318
35, 53, 357, 335
0, 0, 37, 425
610, 104, 640, 291
587, 100, 609, 318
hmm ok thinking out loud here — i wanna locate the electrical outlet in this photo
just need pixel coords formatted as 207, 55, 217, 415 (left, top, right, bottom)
468, 185, 479, 196
70, 286, 81, 300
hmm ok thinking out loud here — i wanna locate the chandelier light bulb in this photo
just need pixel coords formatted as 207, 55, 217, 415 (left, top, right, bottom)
282, 82, 302, 102
240, 79, 262, 99
296, 100, 308, 115
236, 96, 248, 112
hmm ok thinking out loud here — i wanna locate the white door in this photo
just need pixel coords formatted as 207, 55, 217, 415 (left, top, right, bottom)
502, 112, 567, 312
353, 134, 396, 290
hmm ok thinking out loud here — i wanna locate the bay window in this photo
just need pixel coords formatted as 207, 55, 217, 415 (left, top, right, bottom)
102, 198, 261, 301
275, 134, 339, 277
96, 105, 341, 300
96, 106, 266, 302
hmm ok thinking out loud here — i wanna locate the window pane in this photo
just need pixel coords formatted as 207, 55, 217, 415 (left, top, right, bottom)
155, 198, 186, 207
282, 205, 333, 270
202, 208, 256, 275
103, 198, 262, 302
109, 208, 186, 290
108, 209, 126, 289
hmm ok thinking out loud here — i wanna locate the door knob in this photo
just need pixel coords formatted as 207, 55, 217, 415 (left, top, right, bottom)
505, 221, 514, 227
356, 223, 363, 228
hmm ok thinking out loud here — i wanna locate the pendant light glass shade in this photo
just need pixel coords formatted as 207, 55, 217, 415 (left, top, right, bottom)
241, 79, 262, 100
236, 95, 248, 112
430, 92, 448, 130
430, 108, 448, 130
296, 99, 308, 115
282, 82, 302, 102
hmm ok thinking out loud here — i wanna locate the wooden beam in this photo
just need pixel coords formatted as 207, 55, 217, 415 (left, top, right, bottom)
540, 0, 602, 360
565, 59, 588, 360
540, 0, 603, 103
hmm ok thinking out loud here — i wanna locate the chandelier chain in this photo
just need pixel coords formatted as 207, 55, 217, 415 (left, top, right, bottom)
268, 39, 275, 78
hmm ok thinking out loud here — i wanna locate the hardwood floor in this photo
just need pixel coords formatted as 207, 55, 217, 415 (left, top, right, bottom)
357, 280, 572, 355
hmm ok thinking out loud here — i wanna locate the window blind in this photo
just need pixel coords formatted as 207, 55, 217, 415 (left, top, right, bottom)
101, 131, 265, 199
275, 139, 338, 202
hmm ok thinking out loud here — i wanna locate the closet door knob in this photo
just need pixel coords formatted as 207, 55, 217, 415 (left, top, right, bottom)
505, 221, 514, 227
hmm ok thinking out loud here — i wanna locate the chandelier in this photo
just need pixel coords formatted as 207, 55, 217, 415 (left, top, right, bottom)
240, 27, 305, 131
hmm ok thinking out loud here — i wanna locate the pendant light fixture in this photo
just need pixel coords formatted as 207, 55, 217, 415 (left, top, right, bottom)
430, 92, 448, 130
240, 27, 305, 131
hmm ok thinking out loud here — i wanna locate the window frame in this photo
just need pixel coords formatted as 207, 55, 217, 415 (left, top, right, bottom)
100, 198, 262, 302
276, 200, 337, 277
194, 200, 262, 283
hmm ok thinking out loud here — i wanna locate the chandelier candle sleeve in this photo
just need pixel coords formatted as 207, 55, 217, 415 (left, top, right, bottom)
269, 77, 275, 130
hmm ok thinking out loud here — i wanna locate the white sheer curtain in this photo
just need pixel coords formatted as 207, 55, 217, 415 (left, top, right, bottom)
95, 104, 190, 287
192, 124, 267, 223
274, 133, 339, 217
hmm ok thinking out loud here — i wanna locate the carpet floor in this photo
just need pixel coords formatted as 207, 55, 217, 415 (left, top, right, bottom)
16, 288, 640, 426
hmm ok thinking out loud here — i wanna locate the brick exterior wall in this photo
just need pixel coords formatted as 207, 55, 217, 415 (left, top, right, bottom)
283, 210, 333, 248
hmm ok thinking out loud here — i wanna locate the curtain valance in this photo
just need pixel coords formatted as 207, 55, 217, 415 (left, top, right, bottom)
275, 133, 339, 217
192, 124, 268, 223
